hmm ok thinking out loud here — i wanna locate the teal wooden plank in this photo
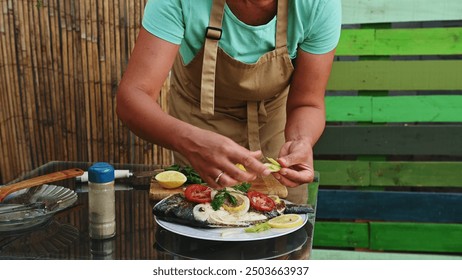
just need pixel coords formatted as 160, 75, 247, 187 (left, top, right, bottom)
342, 0, 462, 24
317, 190, 462, 223
373, 96, 462, 122
370, 222, 462, 253
337, 27, 462, 56
327, 60, 462, 91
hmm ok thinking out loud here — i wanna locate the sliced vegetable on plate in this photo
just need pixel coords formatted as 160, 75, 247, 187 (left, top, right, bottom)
184, 184, 212, 203
268, 214, 304, 229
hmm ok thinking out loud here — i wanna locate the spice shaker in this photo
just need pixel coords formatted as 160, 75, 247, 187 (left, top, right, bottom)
88, 162, 116, 239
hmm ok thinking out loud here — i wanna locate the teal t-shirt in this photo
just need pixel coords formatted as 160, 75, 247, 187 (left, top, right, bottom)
142, 0, 341, 64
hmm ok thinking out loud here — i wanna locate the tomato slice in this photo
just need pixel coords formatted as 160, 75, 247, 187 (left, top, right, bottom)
247, 191, 275, 212
184, 184, 212, 203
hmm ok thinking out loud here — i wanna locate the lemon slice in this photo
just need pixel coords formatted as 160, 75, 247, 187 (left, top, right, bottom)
268, 214, 303, 229
222, 193, 250, 214
155, 170, 187, 189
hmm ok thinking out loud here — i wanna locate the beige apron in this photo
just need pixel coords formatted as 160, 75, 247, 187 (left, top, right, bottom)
169, 0, 294, 166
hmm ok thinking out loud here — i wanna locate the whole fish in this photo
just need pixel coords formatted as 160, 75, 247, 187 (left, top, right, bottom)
153, 192, 314, 228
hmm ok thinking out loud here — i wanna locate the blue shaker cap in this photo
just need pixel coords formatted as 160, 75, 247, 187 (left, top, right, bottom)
88, 162, 115, 183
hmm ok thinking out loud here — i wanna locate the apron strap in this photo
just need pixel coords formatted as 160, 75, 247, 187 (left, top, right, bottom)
275, 0, 288, 48
247, 102, 261, 151
200, 0, 226, 115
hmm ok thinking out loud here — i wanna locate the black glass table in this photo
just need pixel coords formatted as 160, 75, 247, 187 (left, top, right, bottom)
0, 161, 318, 260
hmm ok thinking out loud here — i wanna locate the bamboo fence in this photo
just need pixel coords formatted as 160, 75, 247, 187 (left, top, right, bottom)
0, 0, 173, 184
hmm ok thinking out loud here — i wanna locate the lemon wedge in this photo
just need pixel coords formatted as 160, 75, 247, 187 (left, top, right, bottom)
155, 170, 187, 189
235, 163, 246, 171
268, 194, 281, 204
268, 214, 303, 229
264, 157, 281, 172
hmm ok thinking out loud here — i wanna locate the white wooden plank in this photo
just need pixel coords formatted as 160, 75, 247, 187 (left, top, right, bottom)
342, 0, 462, 24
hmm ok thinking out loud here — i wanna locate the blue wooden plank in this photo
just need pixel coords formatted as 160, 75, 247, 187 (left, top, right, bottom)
316, 189, 462, 223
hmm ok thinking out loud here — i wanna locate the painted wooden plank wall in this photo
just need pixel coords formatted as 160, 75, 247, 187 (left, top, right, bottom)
325, 96, 462, 123
337, 27, 462, 56
315, 0, 462, 256
341, 0, 462, 24
315, 160, 462, 188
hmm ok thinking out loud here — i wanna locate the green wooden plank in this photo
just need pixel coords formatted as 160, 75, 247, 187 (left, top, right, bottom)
325, 96, 462, 123
327, 60, 462, 91
308, 171, 320, 206
371, 162, 462, 187
313, 221, 369, 248
311, 249, 462, 260
337, 27, 462, 56
315, 160, 370, 186
374, 96, 462, 122
325, 96, 372, 122
315, 161, 462, 187
370, 222, 462, 253
315, 125, 462, 156
342, 0, 462, 24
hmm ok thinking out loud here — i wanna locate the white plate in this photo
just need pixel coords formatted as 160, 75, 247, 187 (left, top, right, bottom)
0, 184, 77, 232
155, 213, 308, 242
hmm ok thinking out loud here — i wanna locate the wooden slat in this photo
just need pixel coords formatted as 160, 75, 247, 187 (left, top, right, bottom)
325, 96, 372, 122
374, 95, 462, 122
337, 27, 462, 56
342, 0, 462, 25
314, 221, 462, 253
315, 160, 462, 188
316, 190, 462, 223
313, 222, 369, 248
370, 222, 462, 253
315, 125, 462, 156
326, 96, 462, 123
314, 160, 370, 186
327, 60, 462, 91
311, 249, 462, 260
308, 171, 320, 206
371, 162, 462, 187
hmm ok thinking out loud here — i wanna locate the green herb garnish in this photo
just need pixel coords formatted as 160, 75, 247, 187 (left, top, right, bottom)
211, 189, 237, 210
232, 182, 251, 193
